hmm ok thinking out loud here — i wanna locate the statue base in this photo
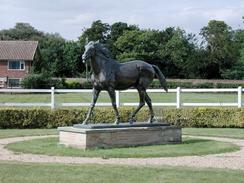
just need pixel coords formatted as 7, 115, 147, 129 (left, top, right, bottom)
58, 122, 182, 149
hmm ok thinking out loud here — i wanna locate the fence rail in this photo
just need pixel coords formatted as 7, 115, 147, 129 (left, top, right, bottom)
0, 87, 243, 109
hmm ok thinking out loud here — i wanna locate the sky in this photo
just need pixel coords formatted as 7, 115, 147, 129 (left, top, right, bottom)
0, 0, 243, 40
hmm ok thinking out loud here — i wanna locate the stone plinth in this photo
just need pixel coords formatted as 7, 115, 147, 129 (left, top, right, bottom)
58, 123, 182, 149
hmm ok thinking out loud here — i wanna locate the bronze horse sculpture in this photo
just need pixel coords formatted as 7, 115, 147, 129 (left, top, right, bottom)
82, 41, 168, 125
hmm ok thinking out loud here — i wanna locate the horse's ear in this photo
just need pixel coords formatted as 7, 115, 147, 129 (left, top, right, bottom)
95, 40, 100, 44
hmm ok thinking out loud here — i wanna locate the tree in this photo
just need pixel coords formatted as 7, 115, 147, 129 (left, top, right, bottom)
200, 20, 238, 78
0, 23, 44, 40
37, 33, 65, 76
159, 28, 198, 78
114, 29, 162, 62
79, 20, 110, 44
62, 41, 84, 77
107, 22, 138, 58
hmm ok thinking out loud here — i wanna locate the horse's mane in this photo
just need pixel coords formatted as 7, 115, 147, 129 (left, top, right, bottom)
94, 42, 111, 59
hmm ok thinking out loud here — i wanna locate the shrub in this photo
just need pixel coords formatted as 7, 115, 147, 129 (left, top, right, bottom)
64, 80, 82, 89
21, 74, 66, 89
216, 83, 244, 88
61, 80, 92, 89
21, 73, 52, 89
150, 80, 243, 89
0, 107, 243, 129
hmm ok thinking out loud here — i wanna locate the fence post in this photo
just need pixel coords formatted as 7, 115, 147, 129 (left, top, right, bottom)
51, 87, 55, 109
176, 87, 181, 109
238, 86, 242, 108
116, 90, 120, 108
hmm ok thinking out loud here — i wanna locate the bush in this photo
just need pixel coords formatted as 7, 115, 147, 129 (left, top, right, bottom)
21, 74, 66, 89
64, 80, 82, 89
216, 83, 244, 88
59, 80, 92, 89
150, 80, 243, 89
0, 107, 243, 129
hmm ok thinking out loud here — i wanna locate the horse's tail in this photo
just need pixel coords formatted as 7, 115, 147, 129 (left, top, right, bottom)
152, 65, 168, 92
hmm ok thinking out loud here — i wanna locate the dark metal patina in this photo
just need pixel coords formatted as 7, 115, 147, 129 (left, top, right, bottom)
82, 41, 168, 125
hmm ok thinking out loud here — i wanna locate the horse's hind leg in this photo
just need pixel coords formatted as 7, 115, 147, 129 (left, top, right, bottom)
107, 88, 120, 125
129, 89, 145, 124
82, 88, 100, 125
145, 93, 156, 123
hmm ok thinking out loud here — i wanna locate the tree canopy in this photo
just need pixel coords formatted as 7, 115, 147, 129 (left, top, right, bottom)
0, 19, 243, 79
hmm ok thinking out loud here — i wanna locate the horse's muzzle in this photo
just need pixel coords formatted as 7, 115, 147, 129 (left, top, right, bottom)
82, 54, 86, 61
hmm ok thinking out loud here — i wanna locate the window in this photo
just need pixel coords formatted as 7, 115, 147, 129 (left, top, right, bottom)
8, 60, 25, 70
8, 78, 21, 88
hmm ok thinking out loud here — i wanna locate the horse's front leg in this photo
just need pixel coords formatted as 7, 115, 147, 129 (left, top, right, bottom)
82, 88, 100, 125
107, 88, 120, 125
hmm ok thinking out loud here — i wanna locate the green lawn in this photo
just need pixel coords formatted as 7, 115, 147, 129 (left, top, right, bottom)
0, 128, 243, 139
0, 92, 242, 104
0, 129, 58, 139
0, 162, 243, 183
6, 137, 239, 158
183, 128, 244, 139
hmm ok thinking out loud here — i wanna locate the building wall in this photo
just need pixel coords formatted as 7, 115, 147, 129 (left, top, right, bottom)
0, 60, 32, 78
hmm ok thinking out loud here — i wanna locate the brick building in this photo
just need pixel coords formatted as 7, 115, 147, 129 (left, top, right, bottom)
0, 41, 38, 88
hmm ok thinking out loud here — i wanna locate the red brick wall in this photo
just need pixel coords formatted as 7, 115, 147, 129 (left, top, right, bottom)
0, 60, 32, 78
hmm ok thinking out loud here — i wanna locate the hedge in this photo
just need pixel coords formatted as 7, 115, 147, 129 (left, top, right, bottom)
150, 80, 244, 89
66, 80, 244, 89
22, 77, 244, 89
0, 107, 243, 129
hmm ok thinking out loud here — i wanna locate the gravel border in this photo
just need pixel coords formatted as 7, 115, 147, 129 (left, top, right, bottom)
0, 135, 243, 170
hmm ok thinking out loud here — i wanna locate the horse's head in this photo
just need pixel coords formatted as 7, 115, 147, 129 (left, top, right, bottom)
82, 41, 111, 63
82, 41, 96, 63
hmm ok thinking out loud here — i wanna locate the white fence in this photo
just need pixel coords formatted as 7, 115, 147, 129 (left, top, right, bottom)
0, 87, 243, 109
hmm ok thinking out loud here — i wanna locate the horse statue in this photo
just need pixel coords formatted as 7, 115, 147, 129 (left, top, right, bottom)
82, 41, 168, 125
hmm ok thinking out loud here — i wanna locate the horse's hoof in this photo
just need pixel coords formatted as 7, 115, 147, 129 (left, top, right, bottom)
114, 121, 120, 125
82, 120, 88, 125
128, 118, 136, 125
148, 117, 157, 124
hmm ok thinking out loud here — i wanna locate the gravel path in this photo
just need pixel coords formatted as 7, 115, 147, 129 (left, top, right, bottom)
0, 135, 244, 170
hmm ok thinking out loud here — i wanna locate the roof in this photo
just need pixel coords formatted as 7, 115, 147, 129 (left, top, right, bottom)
0, 41, 38, 60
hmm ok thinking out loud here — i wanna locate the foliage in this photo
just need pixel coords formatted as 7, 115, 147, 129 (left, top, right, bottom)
0, 108, 243, 129
221, 60, 244, 79
159, 28, 198, 78
200, 20, 239, 79
21, 73, 65, 89
59, 41, 84, 77
0, 23, 84, 78
0, 23, 44, 40
150, 80, 244, 89
107, 22, 139, 58
0, 20, 244, 79
62, 80, 92, 89
115, 29, 160, 61
79, 20, 110, 44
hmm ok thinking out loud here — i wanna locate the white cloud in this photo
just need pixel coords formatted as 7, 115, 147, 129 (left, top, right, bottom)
0, 0, 243, 40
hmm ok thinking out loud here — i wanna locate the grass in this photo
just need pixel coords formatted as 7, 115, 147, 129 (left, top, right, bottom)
183, 128, 244, 139
0, 162, 243, 183
0, 128, 243, 140
0, 129, 58, 139
0, 92, 242, 104
6, 137, 239, 158
1, 128, 243, 139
